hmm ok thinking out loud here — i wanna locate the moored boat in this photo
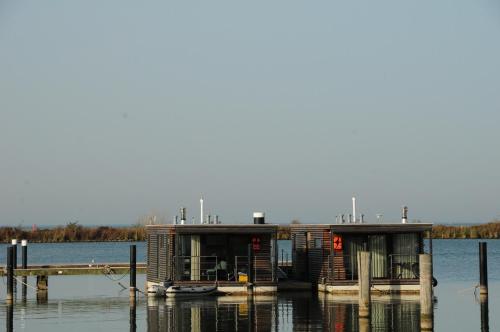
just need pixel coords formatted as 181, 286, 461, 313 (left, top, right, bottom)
165, 285, 217, 297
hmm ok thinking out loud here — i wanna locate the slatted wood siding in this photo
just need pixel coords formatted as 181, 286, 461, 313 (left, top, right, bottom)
253, 234, 274, 281
291, 223, 432, 284
147, 224, 278, 284
146, 225, 175, 284
290, 225, 331, 284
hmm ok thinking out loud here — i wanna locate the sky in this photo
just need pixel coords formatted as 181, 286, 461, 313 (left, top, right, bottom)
1, 1, 500, 226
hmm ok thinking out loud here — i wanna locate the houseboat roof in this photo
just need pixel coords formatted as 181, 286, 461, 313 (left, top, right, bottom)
289, 223, 432, 233
146, 223, 278, 234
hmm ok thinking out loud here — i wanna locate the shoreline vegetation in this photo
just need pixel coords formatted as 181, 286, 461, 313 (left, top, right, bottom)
1, 221, 499, 243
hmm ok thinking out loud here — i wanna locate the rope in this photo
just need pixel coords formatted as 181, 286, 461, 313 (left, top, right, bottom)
14, 276, 38, 291
101, 265, 130, 281
457, 284, 479, 294
100, 265, 147, 296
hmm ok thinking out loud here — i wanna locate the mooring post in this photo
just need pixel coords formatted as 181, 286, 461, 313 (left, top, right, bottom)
11, 239, 17, 292
11, 239, 17, 269
130, 244, 137, 300
479, 242, 488, 296
357, 251, 371, 318
21, 240, 28, 301
6, 246, 14, 303
420, 254, 433, 330
247, 243, 254, 283
21, 240, 27, 269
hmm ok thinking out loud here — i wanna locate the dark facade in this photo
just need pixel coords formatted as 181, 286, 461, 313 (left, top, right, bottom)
146, 224, 279, 286
290, 223, 432, 286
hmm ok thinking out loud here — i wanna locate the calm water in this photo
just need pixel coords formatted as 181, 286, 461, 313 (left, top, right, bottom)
0, 239, 499, 331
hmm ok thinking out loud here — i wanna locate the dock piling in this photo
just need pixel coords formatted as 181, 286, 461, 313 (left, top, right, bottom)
357, 251, 371, 318
419, 254, 433, 330
130, 244, 137, 300
21, 240, 28, 301
479, 242, 488, 296
6, 246, 14, 303
247, 243, 254, 283
11, 239, 17, 292
21, 240, 28, 269
11, 239, 17, 269
37, 275, 48, 290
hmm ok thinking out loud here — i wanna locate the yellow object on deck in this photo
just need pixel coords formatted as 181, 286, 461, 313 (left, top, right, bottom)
238, 273, 248, 282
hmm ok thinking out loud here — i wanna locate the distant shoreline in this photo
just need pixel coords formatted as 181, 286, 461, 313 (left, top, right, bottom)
1, 221, 499, 243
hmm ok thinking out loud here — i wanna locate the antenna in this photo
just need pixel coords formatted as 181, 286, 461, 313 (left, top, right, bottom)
200, 197, 204, 224
352, 197, 356, 223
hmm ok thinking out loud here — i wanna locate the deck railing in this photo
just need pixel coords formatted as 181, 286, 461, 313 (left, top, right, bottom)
173, 255, 275, 282
327, 254, 420, 282
389, 254, 419, 280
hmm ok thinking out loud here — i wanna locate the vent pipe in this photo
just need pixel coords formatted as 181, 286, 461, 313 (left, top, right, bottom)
352, 197, 356, 223
253, 212, 265, 224
200, 197, 204, 224
214, 215, 219, 224
180, 207, 186, 225
402, 206, 408, 224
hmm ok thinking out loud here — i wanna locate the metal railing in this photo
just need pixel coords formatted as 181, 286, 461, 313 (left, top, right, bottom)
389, 254, 419, 280
327, 254, 420, 282
173, 255, 275, 282
173, 256, 220, 281
279, 249, 291, 266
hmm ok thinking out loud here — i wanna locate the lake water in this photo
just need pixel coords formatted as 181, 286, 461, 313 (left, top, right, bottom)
0, 239, 499, 331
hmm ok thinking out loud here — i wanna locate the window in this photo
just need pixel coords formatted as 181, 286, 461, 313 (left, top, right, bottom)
314, 238, 322, 249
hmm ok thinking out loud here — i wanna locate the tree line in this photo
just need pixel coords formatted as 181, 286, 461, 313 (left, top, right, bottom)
1, 221, 499, 243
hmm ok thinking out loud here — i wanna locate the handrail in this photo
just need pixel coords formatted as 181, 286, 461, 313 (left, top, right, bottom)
327, 253, 420, 281
173, 255, 275, 282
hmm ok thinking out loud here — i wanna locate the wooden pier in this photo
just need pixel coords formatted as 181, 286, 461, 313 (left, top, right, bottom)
0, 262, 146, 277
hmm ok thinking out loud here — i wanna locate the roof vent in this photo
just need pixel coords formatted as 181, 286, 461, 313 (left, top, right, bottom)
402, 206, 408, 224
253, 212, 265, 224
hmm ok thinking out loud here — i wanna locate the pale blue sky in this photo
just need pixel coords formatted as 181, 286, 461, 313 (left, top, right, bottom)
1, 1, 499, 225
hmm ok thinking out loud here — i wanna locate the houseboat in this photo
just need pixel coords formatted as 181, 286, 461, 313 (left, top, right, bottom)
290, 219, 433, 294
146, 213, 279, 295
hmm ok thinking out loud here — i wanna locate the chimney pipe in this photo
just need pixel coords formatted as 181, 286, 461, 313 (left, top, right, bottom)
352, 197, 356, 223
200, 197, 204, 224
253, 212, 265, 224
402, 206, 408, 224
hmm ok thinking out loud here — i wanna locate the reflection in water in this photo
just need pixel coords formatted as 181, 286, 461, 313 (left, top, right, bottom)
6, 303, 13, 332
147, 296, 277, 332
147, 293, 422, 332
480, 295, 489, 332
130, 299, 137, 332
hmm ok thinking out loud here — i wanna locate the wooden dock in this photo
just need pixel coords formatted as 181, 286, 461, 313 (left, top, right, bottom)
0, 262, 146, 277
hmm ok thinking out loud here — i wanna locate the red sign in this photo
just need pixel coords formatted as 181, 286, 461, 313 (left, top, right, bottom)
333, 235, 342, 251
252, 237, 261, 251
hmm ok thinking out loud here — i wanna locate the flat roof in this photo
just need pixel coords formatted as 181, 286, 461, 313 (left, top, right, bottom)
289, 223, 432, 233
146, 223, 278, 234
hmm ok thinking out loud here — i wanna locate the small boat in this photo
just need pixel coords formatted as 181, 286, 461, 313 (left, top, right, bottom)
165, 285, 217, 297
